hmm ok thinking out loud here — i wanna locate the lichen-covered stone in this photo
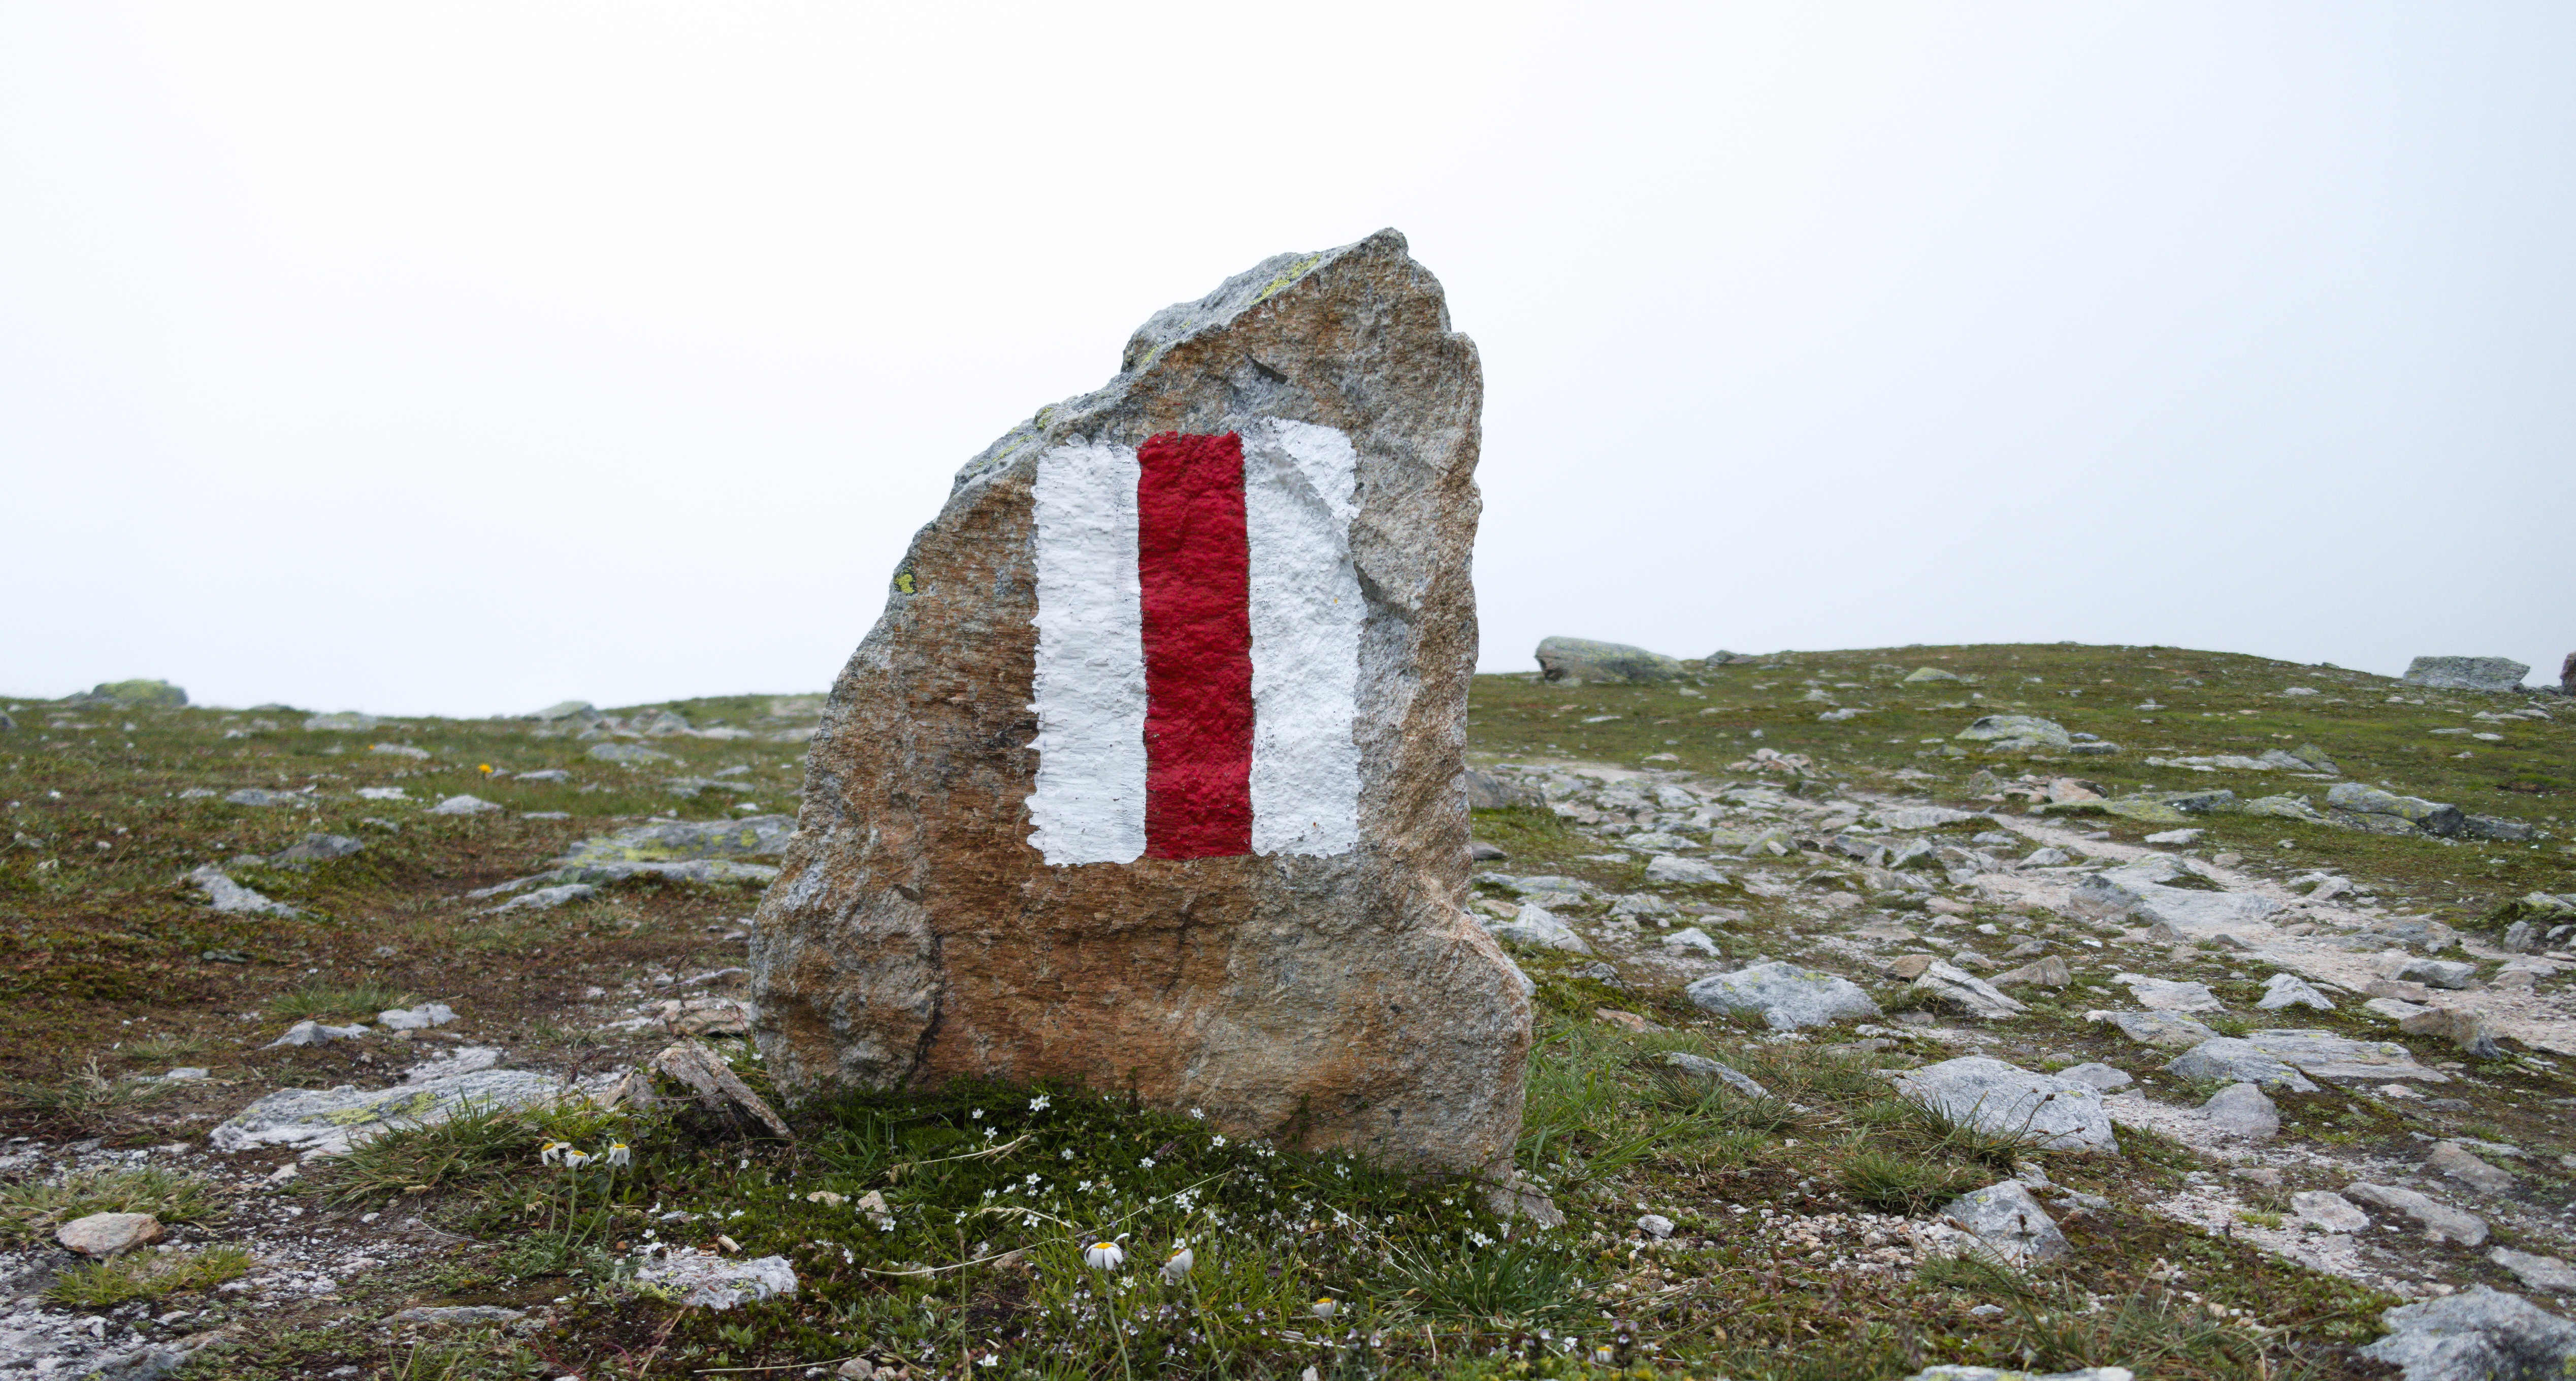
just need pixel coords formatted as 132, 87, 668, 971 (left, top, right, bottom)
1685, 961, 1880, 1030
1893, 1057, 2118, 1154
2326, 783, 2464, 837
750, 232, 1527, 1178
1534, 637, 1681, 685
1953, 715, 2072, 752
2402, 656, 2529, 691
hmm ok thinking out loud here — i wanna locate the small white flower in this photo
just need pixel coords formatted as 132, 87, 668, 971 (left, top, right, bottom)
1160, 1247, 1194, 1283
539, 1141, 570, 1166
1189, 1107, 1204, 1119
1594, 1347, 1616, 1364
1060, 1147, 1074, 1160
1311, 1298, 1337, 1320
606, 1142, 632, 1168
562, 1149, 594, 1169
1083, 1241, 1125, 1271
976, 1356, 998, 1368
1138, 1157, 1155, 1169
970, 1108, 984, 1119
1210, 1135, 1226, 1147
1028, 1095, 1052, 1112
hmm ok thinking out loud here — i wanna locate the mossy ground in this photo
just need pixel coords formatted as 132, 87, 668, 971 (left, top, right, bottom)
1, 645, 2568, 1377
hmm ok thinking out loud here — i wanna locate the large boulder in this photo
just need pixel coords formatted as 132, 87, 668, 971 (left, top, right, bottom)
749, 232, 1528, 1178
72, 679, 186, 708
1534, 637, 1682, 685
2327, 783, 2464, 838
2362, 1286, 2576, 1379
2403, 657, 2530, 692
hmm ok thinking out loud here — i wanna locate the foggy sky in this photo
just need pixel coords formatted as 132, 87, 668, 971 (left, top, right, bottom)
5, 4, 2569, 714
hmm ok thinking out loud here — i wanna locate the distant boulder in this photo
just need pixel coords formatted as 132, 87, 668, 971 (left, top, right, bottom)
1464, 768, 1541, 810
1535, 637, 1681, 685
1952, 714, 2071, 752
2403, 656, 2528, 691
71, 679, 186, 708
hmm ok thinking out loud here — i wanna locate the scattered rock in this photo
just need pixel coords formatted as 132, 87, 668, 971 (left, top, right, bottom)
268, 833, 363, 868
1644, 854, 1729, 886
2200, 1082, 2279, 1139
529, 700, 598, 722
2236, 1028, 2450, 1083
264, 1020, 369, 1048
1902, 1369, 2135, 1381
2165, 1039, 2320, 1094
588, 742, 676, 764
2400, 1006, 2503, 1059
2073, 858, 2278, 941
1879, 954, 1938, 981
2342, 1182, 2488, 1245
1464, 769, 1541, 810
210, 1067, 566, 1156
1954, 715, 2073, 752
74, 679, 187, 708
2086, 1010, 2218, 1048
608, 1041, 793, 1139
2395, 957, 2482, 990
392, 1305, 527, 1328
2326, 783, 2464, 838
1893, 1057, 2120, 1154
1535, 637, 1683, 685
221, 788, 298, 807
2112, 973, 2225, 1014
1905, 961, 2027, 1020
186, 864, 298, 917
1468, 841, 1509, 862
1660, 926, 1721, 957
634, 1250, 799, 1309
2143, 828, 2204, 845
2360, 1284, 2576, 1379
2256, 973, 2335, 1012
1686, 961, 1880, 1030
1660, 1052, 1772, 1099
1991, 956, 2072, 988
2291, 1190, 2371, 1233
1636, 1213, 1675, 1239
369, 743, 430, 759
1484, 904, 1590, 954
1935, 1180, 2070, 1264
2057, 1063, 2133, 1091
478, 883, 599, 915
2425, 1142, 2517, 1194
57, 1212, 164, 1258
2402, 656, 2531, 692
2490, 1247, 2576, 1294
378, 1003, 457, 1032
427, 795, 500, 816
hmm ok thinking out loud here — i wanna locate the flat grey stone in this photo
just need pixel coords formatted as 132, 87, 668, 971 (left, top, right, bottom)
1992, 956, 2072, 988
1954, 715, 2073, 751
2426, 1142, 2517, 1194
369, 743, 430, 759
187, 864, 298, 917
2403, 656, 2530, 691
303, 712, 378, 731
1935, 1180, 2069, 1264
2201, 1082, 2280, 1139
1685, 960, 1880, 1030
1477, 873, 1591, 897
2165, 1039, 2320, 1093
1484, 904, 1589, 954
517, 768, 572, 782
2074, 859, 2279, 940
529, 700, 598, 722
211, 1067, 566, 1157
2113, 972, 2226, 1013
1660, 926, 1721, 956
478, 883, 598, 915
2327, 782, 2464, 838
222, 788, 298, 807
1660, 1051, 1771, 1099
1903, 1370, 2134, 1381
1907, 960, 2026, 1019
2239, 1028, 2449, 1083
1644, 854, 1728, 886
2256, 973, 2335, 1011
427, 794, 500, 816
2343, 1182, 2488, 1245
2397, 958, 2482, 990
588, 742, 675, 764
392, 1305, 527, 1328
633, 1250, 799, 1309
2360, 1284, 2576, 1379
2366, 997, 2433, 1022
1534, 637, 1682, 685
1893, 1056, 2120, 1154
2057, 1062, 2133, 1091
2291, 1190, 2370, 1233
265, 1019, 369, 1048
269, 833, 363, 868
57, 1211, 162, 1258
377, 1003, 456, 1032
2086, 1010, 2219, 1048
2490, 1247, 2576, 1294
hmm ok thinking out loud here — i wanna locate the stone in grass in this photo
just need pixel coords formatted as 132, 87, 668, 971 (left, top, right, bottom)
393, 1305, 527, 1328
2400, 1006, 2503, 1059
268, 833, 363, 868
1906, 961, 2026, 1020
265, 1019, 369, 1048
2164, 1039, 2320, 1094
2490, 1247, 2576, 1294
1892, 1057, 2120, 1154
2057, 1062, 2133, 1092
1645, 854, 1729, 886
377, 1003, 456, 1032
1991, 956, 2072, 988
57, 1211, 163, 1258
2360, 1285, 2576, 1379
2291, 1190, 2370, 1233
588, 742, 675, 764
2395, 957, 2483, 990
2425, 1142, 2517, 1194
1953, 715, 2074, 751
2403, 656, 2531, 691
427, 795, 500, 816
1483, 904, 1589, 954
1534, 637, 1682, 685
211, 1067, 564, 1157
2256, 973, 2335, 1012
633, 1250, 798, 1309
1685, 961, 1880, 1031
186, 864, 299, 918
1933, 1180, 2070, 1264
2085, 1010, 2219, 1049
1660, 1051, 1772, 1099
2113, 973, 2225, 1013
1660, 926, 1721, 957
1903, 1370, 2135, 1381
477, 883, 598, 916
2342, 1182, 2488, 1246
2238, 1029, 2450, 1083
2200, 1083, 2280, 1140
2142, 827, 2204, 845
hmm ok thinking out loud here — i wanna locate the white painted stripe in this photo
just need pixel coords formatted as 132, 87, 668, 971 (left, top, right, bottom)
1242, 419, 1363, 858
1027, 440, 1147, 865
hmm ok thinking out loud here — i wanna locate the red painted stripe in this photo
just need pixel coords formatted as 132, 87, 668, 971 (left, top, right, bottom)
1135, 431, 1254, 860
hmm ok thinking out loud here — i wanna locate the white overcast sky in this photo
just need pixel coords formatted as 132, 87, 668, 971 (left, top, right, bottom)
4, 4, 2570, 715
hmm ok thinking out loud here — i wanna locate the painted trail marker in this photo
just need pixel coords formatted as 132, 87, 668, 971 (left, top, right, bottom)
751, 231, 1530, 1182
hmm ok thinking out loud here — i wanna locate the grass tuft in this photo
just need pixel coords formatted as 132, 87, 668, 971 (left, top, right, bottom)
0, 1164, 223, 1242
46, 1246, 253, 1306
270, 974, 417, 1022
